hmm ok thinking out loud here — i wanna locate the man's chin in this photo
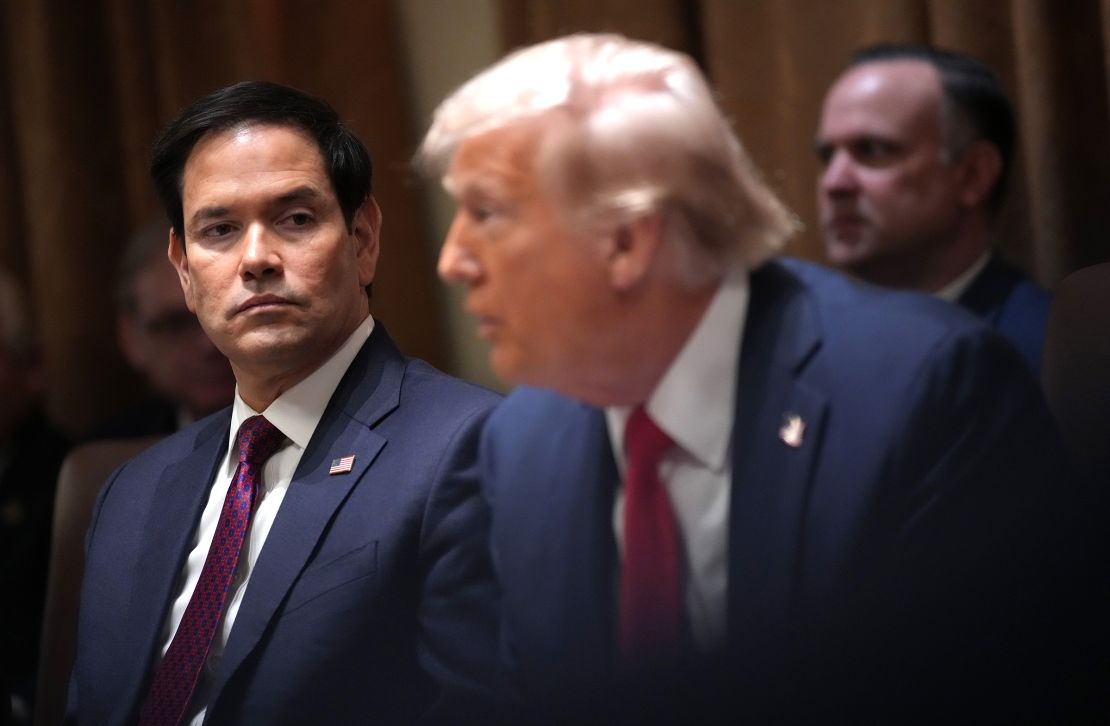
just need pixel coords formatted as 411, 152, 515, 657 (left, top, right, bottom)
824, 239, 872, 270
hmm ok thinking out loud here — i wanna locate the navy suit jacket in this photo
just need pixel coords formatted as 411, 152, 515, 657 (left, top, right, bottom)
958, 252, 1051, 377
483, 259, 1086, 721
72, 326, 501, 725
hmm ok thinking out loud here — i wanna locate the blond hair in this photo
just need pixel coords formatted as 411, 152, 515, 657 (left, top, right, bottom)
418, 33, 797, 283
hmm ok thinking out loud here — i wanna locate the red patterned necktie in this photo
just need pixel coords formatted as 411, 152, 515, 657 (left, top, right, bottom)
619, 405, 684, 665
138, 415, 285, 726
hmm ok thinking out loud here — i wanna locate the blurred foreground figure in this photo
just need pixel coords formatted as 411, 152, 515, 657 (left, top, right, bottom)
421, 33, 1098, 722
816, 44, 1050, 375
71, 81, 499, 725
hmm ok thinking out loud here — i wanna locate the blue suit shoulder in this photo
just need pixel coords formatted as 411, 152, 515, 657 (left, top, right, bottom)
772, 257, 1020, 374
956, 253, 1052, 375
399, 358, 503, 419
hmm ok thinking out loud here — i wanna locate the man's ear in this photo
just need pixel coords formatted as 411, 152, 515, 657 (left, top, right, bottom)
352, 196, 382, 287
167, 228, 196, 313
956, 140, 1003, 209
606, 212, 665, 292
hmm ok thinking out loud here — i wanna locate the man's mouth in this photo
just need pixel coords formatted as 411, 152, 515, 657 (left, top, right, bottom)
234, 294, 294, 316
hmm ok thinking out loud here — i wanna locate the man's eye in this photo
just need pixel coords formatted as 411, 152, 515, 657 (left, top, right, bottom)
854, 139, 897, 163
281, 212, 314, 228
468, 201, 506, 224
204, 223, 235, 238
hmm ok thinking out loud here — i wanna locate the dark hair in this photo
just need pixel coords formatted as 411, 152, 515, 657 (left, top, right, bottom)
150, 80, 372, 238
850, 43, 1015, 211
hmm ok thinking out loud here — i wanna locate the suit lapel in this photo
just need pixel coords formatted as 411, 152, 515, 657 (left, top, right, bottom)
956, 253, 1016, 324
123, 416, 230, 712
727, 261, 827, 641
536, 406, 619, 677
210, 326, 402, 699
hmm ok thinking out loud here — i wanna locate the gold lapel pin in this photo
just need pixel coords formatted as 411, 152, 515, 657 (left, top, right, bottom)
778, 413, 805, 448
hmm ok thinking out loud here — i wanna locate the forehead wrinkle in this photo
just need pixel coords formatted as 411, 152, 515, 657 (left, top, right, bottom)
274, 185, 327, 205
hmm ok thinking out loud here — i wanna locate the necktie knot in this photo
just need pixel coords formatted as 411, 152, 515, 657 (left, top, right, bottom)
237, 415, 285, 467
624, 406, 672, 469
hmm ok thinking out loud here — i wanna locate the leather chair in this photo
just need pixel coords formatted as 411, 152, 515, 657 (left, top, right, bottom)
34, 436, 160, 726
1042, 261, 1110, 484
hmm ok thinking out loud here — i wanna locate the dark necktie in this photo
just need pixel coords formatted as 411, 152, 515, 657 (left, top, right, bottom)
138, 415, 285, 726
619, 406, 683, 664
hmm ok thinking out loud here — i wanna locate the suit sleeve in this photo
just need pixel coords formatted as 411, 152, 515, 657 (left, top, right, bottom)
851, 327, 1096, 718
413, 405, 500, 724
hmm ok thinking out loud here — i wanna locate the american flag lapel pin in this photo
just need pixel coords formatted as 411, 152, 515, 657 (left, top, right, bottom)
329, 455, 356, 475
778, 413, 805, 448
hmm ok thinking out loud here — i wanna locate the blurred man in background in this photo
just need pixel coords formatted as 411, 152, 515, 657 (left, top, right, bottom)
816, 43, 1051, 375
94, 219, 236, 438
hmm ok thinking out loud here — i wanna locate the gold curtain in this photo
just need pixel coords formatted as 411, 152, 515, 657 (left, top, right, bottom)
499, 0, 1110, 284
0, 0, 444, 436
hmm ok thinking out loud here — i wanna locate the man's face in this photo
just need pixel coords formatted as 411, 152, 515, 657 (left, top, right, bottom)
170, 124, 378, 394
815, 60, 965, 286
438, 124, 613, 390
118, 257, 235, 418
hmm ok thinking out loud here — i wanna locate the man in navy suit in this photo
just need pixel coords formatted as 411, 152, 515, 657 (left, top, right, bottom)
419, 34, 1092, 721
816, 44, 1051, 375
71, 81, 500, 724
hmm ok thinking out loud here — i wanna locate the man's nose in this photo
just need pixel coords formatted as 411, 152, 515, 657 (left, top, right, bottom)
239, 223, 283, 280
819, 149, 858, 195
437, 215, 482, 284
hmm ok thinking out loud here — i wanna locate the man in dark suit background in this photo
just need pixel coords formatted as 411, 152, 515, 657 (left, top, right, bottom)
419, 33, 1093, 721
71, 81, 500, 725
816, 43, 1050, 375
90, 218, 236, 440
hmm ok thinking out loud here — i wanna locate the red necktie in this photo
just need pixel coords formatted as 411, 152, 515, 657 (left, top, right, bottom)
138, 415, 285, 726
619, 406, 683, 664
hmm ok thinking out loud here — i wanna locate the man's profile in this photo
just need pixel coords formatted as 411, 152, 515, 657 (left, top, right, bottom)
421, 33, 1090, 722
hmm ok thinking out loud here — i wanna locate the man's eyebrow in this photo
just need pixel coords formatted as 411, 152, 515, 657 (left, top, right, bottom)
443, 175, 509, 200
189, 206, 230, 227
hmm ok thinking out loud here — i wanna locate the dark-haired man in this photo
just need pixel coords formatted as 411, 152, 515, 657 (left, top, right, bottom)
71, 81, 499, 725
816, 44, 1051, 374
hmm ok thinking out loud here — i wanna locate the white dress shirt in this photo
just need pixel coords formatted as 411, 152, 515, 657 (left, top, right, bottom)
156, 315, 374, 725
935, 251, 991, 302
606, 268, 748, 651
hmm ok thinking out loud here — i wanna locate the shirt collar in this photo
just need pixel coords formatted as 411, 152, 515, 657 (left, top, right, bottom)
606, 267, 748, 472
935, 251, 991, 303
227, 314, 375, 457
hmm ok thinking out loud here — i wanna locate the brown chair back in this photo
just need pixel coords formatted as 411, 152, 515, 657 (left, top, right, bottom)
1043, 262, 1110, 483
34, 436, 161, 726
